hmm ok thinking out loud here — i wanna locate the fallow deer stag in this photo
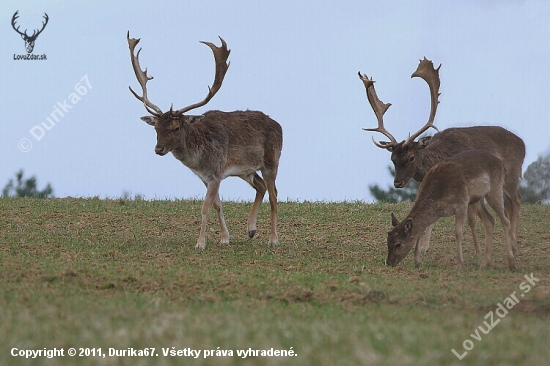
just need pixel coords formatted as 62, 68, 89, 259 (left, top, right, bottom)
386, 149, 515, 270
127, 32, 282, 249
359, 58, 525, 256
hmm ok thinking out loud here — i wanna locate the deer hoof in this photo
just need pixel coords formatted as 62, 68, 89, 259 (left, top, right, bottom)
194, 242, 206, 250
248, 230, 256, 239
480, 260, 491, 269
268, 239, 279, 248
414, 262, 422, 269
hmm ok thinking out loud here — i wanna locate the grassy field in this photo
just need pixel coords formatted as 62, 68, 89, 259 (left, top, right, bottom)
0, 197, 549, 365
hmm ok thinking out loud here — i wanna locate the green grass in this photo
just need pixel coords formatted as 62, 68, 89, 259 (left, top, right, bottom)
1, 197, 549, 365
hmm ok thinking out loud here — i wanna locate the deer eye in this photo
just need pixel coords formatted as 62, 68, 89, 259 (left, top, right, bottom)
173, 126, 180, 133
395, 243, 402, 249
408, 156, 415, 162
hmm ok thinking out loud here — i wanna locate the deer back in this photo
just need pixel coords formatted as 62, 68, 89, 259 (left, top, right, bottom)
391, 126, 525, 186
165, 110, 282, 180
412, 149, 506, 219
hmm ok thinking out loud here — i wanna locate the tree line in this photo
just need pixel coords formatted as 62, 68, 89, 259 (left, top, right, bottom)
2, 155, 549, 203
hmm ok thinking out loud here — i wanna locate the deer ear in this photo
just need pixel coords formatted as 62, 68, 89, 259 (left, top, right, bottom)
418, 136, 432, 149
140, 116, 157, 126
183, 115, 205, 125
390, 212, 400, 227
403, 218, 414, 238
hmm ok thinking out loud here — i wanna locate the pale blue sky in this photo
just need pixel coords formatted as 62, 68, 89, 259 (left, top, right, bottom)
2, 0, 549, 201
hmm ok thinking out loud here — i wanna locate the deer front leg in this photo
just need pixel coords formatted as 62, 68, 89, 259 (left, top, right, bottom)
454, 210, 467, 270
196, 181, 223, 250
419, 223, 435, 254
414, 237, 422, 268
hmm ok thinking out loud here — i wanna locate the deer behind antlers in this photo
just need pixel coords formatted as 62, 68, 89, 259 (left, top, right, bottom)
386, 149, 515, 270
359, 59, 525, 257
127, 32, 282, 249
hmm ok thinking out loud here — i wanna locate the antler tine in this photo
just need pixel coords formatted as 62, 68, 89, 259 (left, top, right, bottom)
127, 31, 163, 116
405, 57, 441, 145
35, 13, 49, 37
11, 11, 26, 37
358, 72, 398, 149
172, 36, 230, 116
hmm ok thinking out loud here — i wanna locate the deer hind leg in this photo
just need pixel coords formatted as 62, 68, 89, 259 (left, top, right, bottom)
468, 202, 481, 255
486, 189, 516, 270
241, 173, 267, 239
419, 223, 435, 254
504, 190, 520, 256
196, 180, 227, 249
477, 202, 495, 269
504, 172, 521, 256
261, 169, 279, 247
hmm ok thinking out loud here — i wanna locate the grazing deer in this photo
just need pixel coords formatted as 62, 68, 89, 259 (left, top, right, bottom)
11, 11, 49, 54
127, 32, 282, 249
386, 149, 515, 270
359, 58, 525, 255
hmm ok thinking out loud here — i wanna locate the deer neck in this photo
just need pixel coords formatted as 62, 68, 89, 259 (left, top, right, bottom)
170, 126, 201, 167
415, 147, 450, 182
172, 123, 224, 173
406, 197, 440, 238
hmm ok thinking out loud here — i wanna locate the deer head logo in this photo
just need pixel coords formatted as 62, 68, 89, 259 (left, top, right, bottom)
12, 11, 49, 54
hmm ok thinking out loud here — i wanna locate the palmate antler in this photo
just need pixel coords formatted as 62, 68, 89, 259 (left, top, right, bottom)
172, 37, 230, 116
358, 72, 397, 149
127, 32, 230, 117
127, 32, 163, 116
359, 58, 441, 149
404, 57, 441, 145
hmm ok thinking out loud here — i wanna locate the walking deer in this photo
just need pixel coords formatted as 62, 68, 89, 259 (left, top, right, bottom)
386, 149, 515, 270
127, 32, 282, 249
359, 58, 525, 255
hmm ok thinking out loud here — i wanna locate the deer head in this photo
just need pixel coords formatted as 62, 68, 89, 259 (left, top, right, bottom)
127, 31, 230, 156
359, 58, 441, 188
386, 212, 417, 266
12, 11, 49, 54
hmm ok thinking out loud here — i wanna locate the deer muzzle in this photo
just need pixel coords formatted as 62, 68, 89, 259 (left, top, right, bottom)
394, 179, 405, 188
155, 145, 167, 156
